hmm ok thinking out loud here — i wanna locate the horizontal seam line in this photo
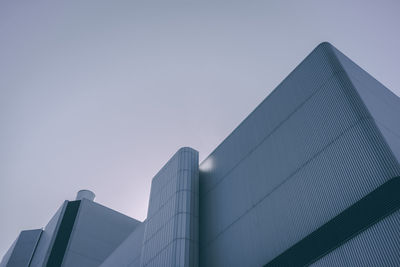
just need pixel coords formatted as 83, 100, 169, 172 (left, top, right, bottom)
201, 70, 343, 198
200, 117, 371, 250
142, 237, 197, 266
147, 189, 198, 219
144, 212, 198, 245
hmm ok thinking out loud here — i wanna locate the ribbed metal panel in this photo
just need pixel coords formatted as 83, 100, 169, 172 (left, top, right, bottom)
60, 200, 140, 267
201, 120, 400, 267
331, 45, 400, 164
100, 222, 146, 267
141, 147, 199, 267
311, 209, 400, 267
263, 176, 400, 266
199, 43, 400, 266
200, 43, 343, 196
2, 229, 42, 267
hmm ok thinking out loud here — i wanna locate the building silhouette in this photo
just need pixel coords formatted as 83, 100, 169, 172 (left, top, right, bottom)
2, 42, 400, 267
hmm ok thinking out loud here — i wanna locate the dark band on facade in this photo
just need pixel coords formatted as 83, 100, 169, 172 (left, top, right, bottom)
264, 176, 400, 267
46, 200, 81, 267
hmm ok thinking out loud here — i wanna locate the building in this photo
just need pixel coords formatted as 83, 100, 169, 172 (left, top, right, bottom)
2, 42, 400, 267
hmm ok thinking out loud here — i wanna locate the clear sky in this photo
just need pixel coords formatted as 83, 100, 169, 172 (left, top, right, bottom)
1, 0, 399, 258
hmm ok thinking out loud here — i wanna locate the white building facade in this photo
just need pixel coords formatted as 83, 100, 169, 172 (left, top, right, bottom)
2, 42, 400, 267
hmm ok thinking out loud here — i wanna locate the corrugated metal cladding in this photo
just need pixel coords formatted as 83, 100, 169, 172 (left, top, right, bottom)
100, 222, 146, 267
199, 42, 400, 266
1, 229, 42, 267
61, 199, 140, 267
2, 43, 400, 267
331, 47, 400, 164
310, 209, 400, 266
140, 147, 199, 267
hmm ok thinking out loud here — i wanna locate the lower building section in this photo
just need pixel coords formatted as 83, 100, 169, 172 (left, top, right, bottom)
2, 194, 140, 267
0, 229, 42, 267
265, 176, 400, 266
311, 209, 400, 266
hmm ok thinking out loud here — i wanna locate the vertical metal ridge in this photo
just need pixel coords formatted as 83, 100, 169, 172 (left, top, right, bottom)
141, 147, 199, 267
327, 44, 400, 175
27, 230, 43, 267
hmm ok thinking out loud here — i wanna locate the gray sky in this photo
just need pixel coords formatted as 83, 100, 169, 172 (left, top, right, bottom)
1, 0, 399, 258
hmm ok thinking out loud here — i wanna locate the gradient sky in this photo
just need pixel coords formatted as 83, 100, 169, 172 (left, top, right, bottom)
1, 0, 399, 258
